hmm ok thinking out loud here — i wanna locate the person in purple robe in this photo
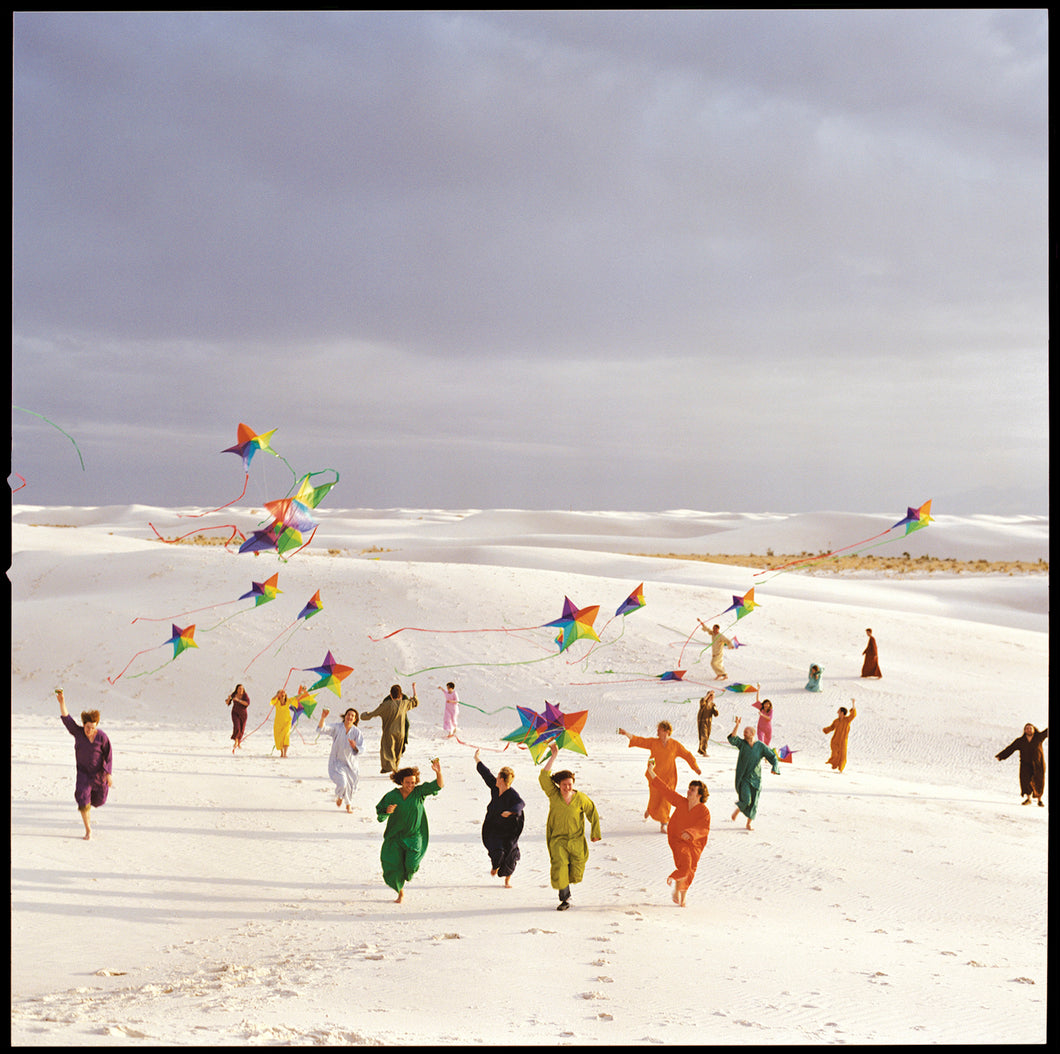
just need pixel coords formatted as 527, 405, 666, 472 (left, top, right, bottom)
56, 688, 113, 840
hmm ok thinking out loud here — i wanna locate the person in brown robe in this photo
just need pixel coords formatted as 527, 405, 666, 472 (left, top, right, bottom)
860, 628, 882, 678
696, 692, 720, 756
361, 683, 419, 774
995, 724, 1048, 805
823, 702, 857, 772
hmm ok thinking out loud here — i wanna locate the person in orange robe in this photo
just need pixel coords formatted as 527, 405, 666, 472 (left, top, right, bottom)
647, 759, 710, 906
823, 700, 857, 772
618, 721, 701, 831
860, 628, 881, 678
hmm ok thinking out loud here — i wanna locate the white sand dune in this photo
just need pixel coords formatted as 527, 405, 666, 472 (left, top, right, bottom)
10, 506, 1047, 1045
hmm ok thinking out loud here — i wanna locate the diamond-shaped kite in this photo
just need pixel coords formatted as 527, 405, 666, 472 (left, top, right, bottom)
615, 584, 646, 618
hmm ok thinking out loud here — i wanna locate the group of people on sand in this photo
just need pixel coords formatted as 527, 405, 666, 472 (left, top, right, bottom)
55, 674, 1047, 903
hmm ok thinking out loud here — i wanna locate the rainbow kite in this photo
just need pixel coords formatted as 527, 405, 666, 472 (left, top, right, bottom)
303, 649, 353, 696
108, 624, 198, 683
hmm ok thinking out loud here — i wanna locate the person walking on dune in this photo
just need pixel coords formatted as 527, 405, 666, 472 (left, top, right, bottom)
270, 688, 294, 757
996, 724, 1048, 806
699, 621, 733, 680
860, 628, 882, 678
823, 701, 857, 772
647, 758, 710, 907
362, 683, 419, 774
375, 759, 444, 903
696, 692, 720, 756
618, 721, 701, 832
751, 698, 774, 746
225, 683, 250, 753
56, 688, 113, 840
437, 681, 460, 739
539, 740, 601, 911
727, 715, 780, 831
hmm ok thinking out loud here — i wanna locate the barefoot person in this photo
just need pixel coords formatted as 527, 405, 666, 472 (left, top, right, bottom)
437, 681, 460, 739
823, 701, 858, 773
647, 758, 710, 907
539, 740, 602, 911
225, 683, 250, 753
375, 758, 444, 903
698, 621, 733, 680
696, 691, 719, 756
474, 749, 525, 886
56, 688, 113, 840
618, 721, 701, 832
727, 715, 780, 831
362, 683, 419, 774
270, 688, 294, 758
316, 706, 364, 812
860, 628, 882, 678
996, 724, 1048, 806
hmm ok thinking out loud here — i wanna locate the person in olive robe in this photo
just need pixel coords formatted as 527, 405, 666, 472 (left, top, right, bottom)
362, 683, 419, 773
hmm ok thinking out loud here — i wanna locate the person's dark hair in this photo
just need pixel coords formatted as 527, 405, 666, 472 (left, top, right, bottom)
446, 681, 455, 690
342, 708, 359, 724
81, 710, 100, 725
839, 707, 848, 715
761, 699, 772, 712
391, 766, 420, 785
389, 684, 402, 699
688, 780, 708, 802
551, 769, 575, 786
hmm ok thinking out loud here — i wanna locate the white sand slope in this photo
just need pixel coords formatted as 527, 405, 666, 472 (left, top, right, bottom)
10, 507, 1048, 1045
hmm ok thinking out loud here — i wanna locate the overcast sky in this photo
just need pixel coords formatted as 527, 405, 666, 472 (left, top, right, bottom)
11, 10, 1049, 515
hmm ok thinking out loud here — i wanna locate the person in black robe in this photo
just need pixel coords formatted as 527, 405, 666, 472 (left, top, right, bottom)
996, 724, 1048, 806
474, 750, 525, 886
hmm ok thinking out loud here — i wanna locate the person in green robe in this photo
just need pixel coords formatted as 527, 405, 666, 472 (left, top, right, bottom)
375, 757, 444, 903
538, 740, 602, 911
727, 715, 780, 831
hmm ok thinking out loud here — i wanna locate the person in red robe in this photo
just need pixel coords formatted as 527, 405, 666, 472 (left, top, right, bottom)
618, 721, 701, 831
647, 759, 710, 907
860, 628, 882, 678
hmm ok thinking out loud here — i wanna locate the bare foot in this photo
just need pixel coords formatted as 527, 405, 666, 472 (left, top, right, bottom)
345, 804, 352, 813
672, 888, 680, 904
731, 808, 740, 822
659, 822, 667, 833
336, 797, 343, 807
504, 877, 512, 888
490, 867, 498, 876
395, 890, 404, 904
745, 820, 753, 831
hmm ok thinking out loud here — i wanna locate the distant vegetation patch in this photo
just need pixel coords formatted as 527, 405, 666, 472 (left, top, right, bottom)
636, 552, 1047, 575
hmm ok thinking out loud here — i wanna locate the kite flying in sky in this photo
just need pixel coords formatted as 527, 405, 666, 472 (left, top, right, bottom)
108, 624, 198, 683
502, 701, 588, 763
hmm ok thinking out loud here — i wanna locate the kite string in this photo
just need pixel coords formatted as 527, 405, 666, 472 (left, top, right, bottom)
13, 406, 86, 471
148, 521, 247, 550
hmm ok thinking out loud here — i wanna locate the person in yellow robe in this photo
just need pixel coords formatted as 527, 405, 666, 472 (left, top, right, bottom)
271, 688, 294, 757
618, 721, 701, 831
823, 701, 857, 772
539, 740, 601, 911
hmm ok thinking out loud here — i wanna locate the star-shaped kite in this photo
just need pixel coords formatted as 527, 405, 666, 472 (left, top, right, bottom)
532, 701, 589, 757
223, 423, 279, 472
658, 670, 687, 681
239, 573, 282, 607
543, 596, 601, 653
165, 623, 199, 658
727, 588, 759, 620
502, 706, 551, 763
303, 649, 353, 696
297, 590, 323, 621
289, 687, 319, 725
891, 499, 933, 536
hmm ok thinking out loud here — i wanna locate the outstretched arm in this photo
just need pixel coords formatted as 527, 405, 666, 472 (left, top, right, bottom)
55, 688, 69, 718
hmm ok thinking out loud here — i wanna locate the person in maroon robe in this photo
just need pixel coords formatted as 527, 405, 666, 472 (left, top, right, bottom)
56, 688, 113, 839
860, 628, 882, 678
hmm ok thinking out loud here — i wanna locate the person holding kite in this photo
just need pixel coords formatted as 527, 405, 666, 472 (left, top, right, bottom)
696, 691, 720, 756
995, 724, 1048, 806
751, 698, 774, 746
316, 706, 364, 812
225, 683, 250, 753
474, 749, 525, 886
539, 740, 602, 911
860, 628, 882, 678
437, 681, 459, 738
55, 689, 113, 840
362, 683, 419, 774
375, 758, 444, 903
618, 722, 701, 832
698, 621, 733, 680
727, 714, 781, 831
646, 757, 710, 907
823, 701, 858, 773
270, 688, 294, 758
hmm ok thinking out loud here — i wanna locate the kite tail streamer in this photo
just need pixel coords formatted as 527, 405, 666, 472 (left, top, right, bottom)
238, 711, 273, 744
132, 599, 241, 625
369, 623, 542, 642
178, 472, 250, 519
107, 647, 161, 684
397, 649, 572, 679
11, 472, 27, 493
13, 406, 86, 471
149, 521, 247, 550
243, 622, 302, 673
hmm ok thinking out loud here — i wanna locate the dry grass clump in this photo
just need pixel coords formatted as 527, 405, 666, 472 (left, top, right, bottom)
637, 552, 1047, 575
